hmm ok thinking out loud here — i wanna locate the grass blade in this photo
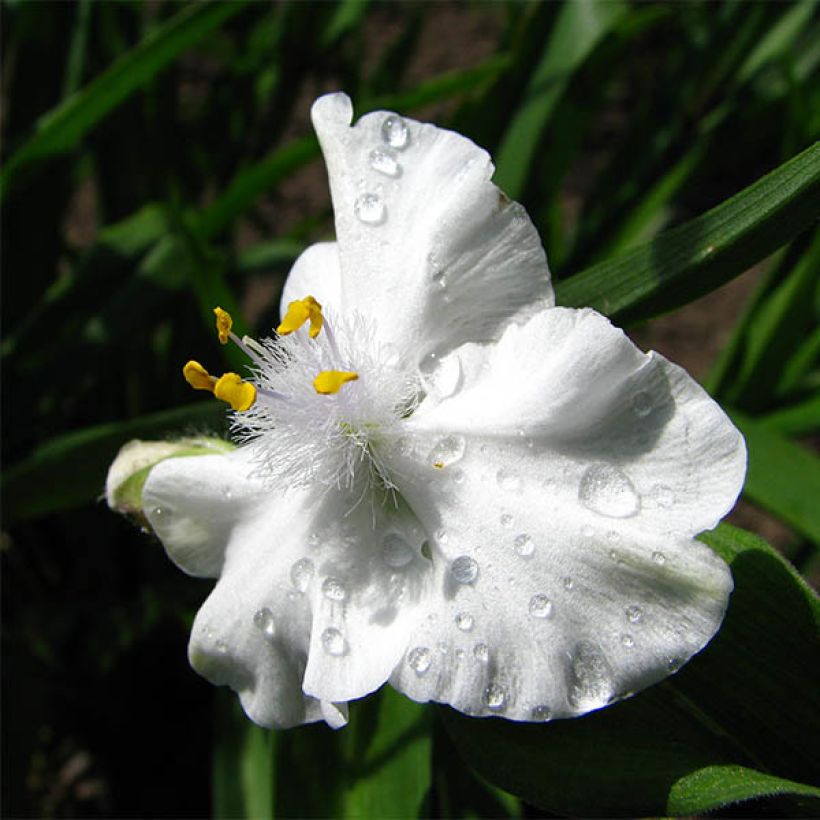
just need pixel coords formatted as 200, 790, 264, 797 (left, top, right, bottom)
555, 141, 820, 324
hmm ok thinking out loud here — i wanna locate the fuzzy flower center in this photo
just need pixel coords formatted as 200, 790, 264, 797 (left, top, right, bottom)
183, 301, 420, 492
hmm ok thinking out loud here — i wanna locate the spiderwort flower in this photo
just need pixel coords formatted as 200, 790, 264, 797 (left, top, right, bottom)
122, 93, 746, 729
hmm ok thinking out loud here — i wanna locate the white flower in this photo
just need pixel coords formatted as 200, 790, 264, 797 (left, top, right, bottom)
134, 93, 746, 729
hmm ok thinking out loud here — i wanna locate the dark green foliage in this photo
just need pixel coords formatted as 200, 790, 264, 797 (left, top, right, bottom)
2, 1, 817, 817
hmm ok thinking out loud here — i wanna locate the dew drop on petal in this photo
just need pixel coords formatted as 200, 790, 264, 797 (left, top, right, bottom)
308, 532, 320, 548
625, 605, 643, 624
531, 704, 552, 721
322, 577, 348, 602
652, 551, 667, 565
563, 577, 574, 591
455, 612, 474, 632
381, 114, 409, 149
500, 513, 513, 528
215, 639, 228, 655
382, 532, 414, 568
451, 468, 465, 485
632, 391, 653, 417
428, 435, 466, 468
473, 642, 489, 662
354, 193, 386, 225
369, 146, 401, 177
290, 558, 315, 592
483, 683, 507, 711
253, 607, 276, 639
514, 533, 535, 558
451, 555, 479, 585
434, 355, 462, 398
496, 468, 522, 492
407, 646, 432, 675
566, 641, 614, 710
651, 484, 675, 508
621, 634, 635, 648
152, 506, 166, 518
321, 627, 347, 656
529, 594, 554, 619
578, 463, 640, 518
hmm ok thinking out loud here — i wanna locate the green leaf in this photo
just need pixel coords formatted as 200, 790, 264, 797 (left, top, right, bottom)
759, 394, 820, 436
442, 524, 820, 817
2, 1, 250, 198
1, 402, 226, 523
730, 409, 820, 544
556, 141, 820, 324
212, 691, 276, 820
274, 688, 431, 818
493, 0, 626, 199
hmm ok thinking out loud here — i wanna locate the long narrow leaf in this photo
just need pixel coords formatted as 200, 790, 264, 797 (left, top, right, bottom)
556, 141, 820, 324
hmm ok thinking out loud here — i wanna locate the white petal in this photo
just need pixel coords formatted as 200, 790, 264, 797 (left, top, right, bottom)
408, 307, 746, 537
386, 440, 733, 721
280, 241, 343, 317
310, 92, 553, 364
301, 496, 433, 703
142, 448, 265, 578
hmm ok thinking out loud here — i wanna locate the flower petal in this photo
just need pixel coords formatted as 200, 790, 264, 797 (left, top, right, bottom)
309, 92, 553, 364
143, 448, 265, 578
280, 241, 343, 317
301, 495, 433, 703
407, 307, 747, 537
386, 440, 733, 721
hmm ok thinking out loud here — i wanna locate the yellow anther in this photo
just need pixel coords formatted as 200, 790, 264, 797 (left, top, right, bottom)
183, 360, 217, 392
314, 370, 359, 395
433, 461, 444, 469
214, 373, 257, 412
214, 306, 233, 345
277, 295, 324, 339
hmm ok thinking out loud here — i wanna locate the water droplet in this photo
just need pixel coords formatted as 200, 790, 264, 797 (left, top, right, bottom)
500, 513, 513, 528
287, 590, 302, 601
473, 642, 489, 662
421, 540, 433, 560
529, 594, 554, 619
152, 506, 166, 518
322, 577, 347, 602
321, 627, 347, 656
253, 607, 276, 639
451, 556, 479, 585
625, 605, 643, 624
308, 532, 320, 548
632, 391, 653, 417
652, 551, 666, 565
567, 641, 614, 710
514, 533, 535, 558
563, 577, 574, 591
483, 683, 508, 711
290, 558, 315, 592
382, 532, 414, 568
451, 468, 465, 485
607, 531, 621, 543
369, 146, 401, 177
578, 463, 640, 518
434, 355, 462, 397
432, 270, 447, 289
531, 704, 552, 721
381, 114, 409, 149
407, 646, 431, 675
667, 656, 683, 672
651, 484, 675, 509
496, 469, 522, 492
221, 487, 233, 500
354, 193, 386, 225
455, 612, 474, 632
455, 648, 465, 659
428, 435, 466, 468
621, 634, 635, 648
215, 639, 228, 654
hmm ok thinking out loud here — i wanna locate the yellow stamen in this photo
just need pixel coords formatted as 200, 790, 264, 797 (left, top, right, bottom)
433, 461, 444, 469
277, 295, 324, 338
183, 360, 217, 392
214, 373, 257, 412
314, 370, 359, 395
214, 306, 233, 345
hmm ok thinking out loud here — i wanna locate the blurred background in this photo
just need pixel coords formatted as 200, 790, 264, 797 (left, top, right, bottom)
2, 1, 818, 816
